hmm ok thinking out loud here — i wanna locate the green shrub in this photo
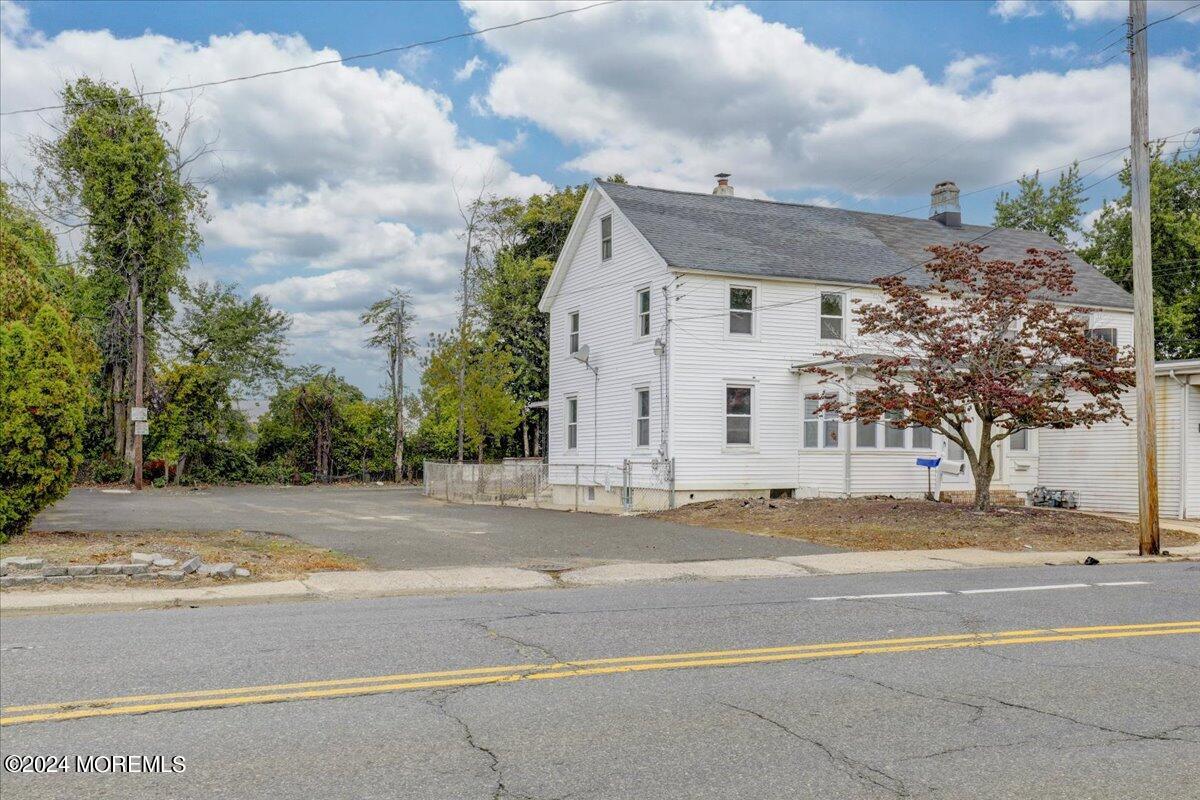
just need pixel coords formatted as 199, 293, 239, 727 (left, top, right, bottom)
152, 476, 167, 488
0, 307, 86, 540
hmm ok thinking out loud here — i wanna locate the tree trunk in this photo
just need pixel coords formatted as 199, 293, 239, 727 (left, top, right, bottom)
112, 367, 125, 457
175, 454, 187, 485
971, 447, 995, 511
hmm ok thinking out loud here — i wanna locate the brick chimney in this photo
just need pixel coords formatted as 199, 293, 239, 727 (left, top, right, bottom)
929, 180, 961, 228
712, 172, 734, 197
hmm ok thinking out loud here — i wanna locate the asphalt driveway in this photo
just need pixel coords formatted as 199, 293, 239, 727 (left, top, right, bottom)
32, 485, 837, 570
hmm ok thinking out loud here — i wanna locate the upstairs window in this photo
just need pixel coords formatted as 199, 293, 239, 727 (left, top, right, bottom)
726, 386, 753, 445
636, 287, 651, 337
600, 215, 613, 261
635, 388, 651, 447
1088, 327, 1117, 346
803, 394, 839, 449
820, 292, 845, 340
568, 311, 580, 355
566, 396, 578, 450
729, 286, 754, 335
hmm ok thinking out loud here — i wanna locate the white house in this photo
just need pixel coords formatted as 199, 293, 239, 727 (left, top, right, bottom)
1040, 359, 1200, 519
538, 175, 1137, 511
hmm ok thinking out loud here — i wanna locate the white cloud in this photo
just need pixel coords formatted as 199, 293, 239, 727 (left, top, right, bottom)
0, 5, 551, 389
1029, 42, 1080, 60
943, 54, 995, 92
1057, 0, 1200, 23
466, 1, 1199, 202
454, 55, 486, 81
990, 1, 1043, 20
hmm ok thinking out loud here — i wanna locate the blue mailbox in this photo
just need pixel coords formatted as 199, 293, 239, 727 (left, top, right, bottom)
916, 456, 941, 500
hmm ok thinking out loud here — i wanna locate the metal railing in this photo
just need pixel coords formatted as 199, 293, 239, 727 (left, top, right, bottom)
423, 457, 675, 513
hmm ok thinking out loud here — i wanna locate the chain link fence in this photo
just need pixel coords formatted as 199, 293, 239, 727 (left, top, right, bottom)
424, 458, 675, 513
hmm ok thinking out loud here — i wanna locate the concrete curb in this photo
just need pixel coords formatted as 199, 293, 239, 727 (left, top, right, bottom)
3, 544, 1198, 615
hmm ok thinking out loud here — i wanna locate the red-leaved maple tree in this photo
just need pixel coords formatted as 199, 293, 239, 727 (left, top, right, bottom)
804, 243, 1135, 511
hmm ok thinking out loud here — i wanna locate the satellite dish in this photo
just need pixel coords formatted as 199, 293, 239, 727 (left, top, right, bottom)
572, 344, 590, 364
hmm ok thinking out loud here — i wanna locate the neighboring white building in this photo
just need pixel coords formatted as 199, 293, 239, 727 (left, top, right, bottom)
538, 176, 1137, 511
1040, 359, 1200, 520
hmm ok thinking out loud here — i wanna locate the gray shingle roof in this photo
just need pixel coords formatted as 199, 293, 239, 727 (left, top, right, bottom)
598, 181, 1133, 310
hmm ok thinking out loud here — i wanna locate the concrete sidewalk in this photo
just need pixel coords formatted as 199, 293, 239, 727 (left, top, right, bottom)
3, 543, 1198, 615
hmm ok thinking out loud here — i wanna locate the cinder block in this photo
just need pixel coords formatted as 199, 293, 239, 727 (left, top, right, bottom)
122, 563, 150, 575
96, 563, 127, 575
41, 565, 68, 577
45, 575, 72, 585
159, 570, 186, 581
67, 565, 96, 576
179, 556, 201, 574
130, 552, 162, 564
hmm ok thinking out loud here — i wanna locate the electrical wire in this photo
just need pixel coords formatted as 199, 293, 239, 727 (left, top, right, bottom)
0, 1, 622, 117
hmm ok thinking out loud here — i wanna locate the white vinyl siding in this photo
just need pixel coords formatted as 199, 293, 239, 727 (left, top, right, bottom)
545, 188, 672, 481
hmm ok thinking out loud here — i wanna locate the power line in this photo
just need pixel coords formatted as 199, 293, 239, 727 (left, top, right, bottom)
0, 1, 622, 117
1134, 2, 1200, 34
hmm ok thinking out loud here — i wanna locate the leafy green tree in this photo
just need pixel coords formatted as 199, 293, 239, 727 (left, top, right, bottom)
479, 253, 554, 455
993, 163, 1087, 245
255, 372, 367, 481
148, 362, 250, 484
418, 329, 522, 462
34, 78, 207, 459
360, 289, 416, 480
1, 308, 87, 539
170, 281, 292, 396
1080, 149, 1199, 359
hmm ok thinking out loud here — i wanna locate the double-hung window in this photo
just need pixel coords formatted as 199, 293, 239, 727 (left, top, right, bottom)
566, 396, 578, 450
635, 388, 651, 448
600, 215, 613, 261
820, 292, 845, 340
726, 386, 753, 445
803, 394, 839, 449
884, 410, 906, 449
911, 423, 933, 450
1010, 429, 1029, 451
568, 311, 580, 355
728, 286, 754, 335
1088, 327, 1117, 346
636, 287, 651, 338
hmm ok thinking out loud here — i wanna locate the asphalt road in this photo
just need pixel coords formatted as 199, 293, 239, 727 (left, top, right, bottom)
2, 562, 1198, 799
32, 485, 837, 569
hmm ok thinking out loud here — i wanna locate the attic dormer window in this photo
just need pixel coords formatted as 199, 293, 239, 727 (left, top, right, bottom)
600, 215, 613, 260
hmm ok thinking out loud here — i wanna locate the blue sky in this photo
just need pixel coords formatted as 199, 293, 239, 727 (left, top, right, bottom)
2, 0, 1198, 393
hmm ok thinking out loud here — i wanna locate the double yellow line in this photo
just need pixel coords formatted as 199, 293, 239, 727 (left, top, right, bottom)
3, 620, 1197, 727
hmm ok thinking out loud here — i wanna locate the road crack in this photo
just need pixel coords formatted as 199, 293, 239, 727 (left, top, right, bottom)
978, 695, 1192, 742
721, 702, 912, 798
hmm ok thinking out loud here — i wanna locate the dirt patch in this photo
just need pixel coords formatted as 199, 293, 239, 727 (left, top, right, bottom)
652, 497, 1200, 552
1, 529, 361, 591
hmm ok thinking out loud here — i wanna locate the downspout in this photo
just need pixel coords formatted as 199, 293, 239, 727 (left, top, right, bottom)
1169, 370, 1188, 519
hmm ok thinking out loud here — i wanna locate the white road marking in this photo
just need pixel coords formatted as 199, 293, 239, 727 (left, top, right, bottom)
809, 582, 1150, 601
810, 591, 952, 601
959, 583, 1091, 594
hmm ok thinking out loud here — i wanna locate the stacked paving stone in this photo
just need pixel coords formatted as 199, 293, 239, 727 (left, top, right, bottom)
0, 552, 251, 588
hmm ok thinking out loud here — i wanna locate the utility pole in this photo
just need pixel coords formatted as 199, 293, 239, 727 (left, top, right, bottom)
132, 278, 145, 491
1129, 0, 1159, 555
393, 296, 406, 483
